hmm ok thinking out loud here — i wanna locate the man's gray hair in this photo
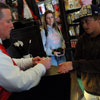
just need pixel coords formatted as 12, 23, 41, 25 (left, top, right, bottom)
0, 2, 10, 19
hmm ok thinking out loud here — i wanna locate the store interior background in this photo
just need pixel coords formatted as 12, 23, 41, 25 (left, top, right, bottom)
0, 0, 99, 60
0, 0, 100, 100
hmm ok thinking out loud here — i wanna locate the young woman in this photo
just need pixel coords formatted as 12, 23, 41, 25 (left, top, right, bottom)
41, 10, 66, 66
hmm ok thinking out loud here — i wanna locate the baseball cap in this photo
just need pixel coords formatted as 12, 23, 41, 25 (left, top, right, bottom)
73, 4, 100, 22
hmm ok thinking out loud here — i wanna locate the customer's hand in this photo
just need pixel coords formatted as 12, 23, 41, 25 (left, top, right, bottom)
57, 61, 73, 73
39, 57, 51, 70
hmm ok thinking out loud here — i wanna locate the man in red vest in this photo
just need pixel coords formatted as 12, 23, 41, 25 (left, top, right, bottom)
0, 2, 51, 100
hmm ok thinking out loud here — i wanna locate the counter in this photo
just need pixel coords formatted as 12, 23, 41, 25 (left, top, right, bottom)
9, 66, 71, 100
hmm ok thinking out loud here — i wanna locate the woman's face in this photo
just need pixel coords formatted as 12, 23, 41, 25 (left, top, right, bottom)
46, 13, 54, 26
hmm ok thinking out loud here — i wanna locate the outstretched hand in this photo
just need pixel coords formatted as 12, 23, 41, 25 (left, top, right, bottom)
57, 61, 73, 73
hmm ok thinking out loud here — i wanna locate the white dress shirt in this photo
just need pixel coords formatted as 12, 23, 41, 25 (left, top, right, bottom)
0, 38, 46, 92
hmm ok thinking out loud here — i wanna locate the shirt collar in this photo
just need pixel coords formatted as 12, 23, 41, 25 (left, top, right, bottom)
47, 25, 53, 29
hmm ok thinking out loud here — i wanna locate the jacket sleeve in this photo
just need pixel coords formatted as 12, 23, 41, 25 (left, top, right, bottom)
13, 58, 34, 70
73, 59, 100, 73
72, 37, 100, 73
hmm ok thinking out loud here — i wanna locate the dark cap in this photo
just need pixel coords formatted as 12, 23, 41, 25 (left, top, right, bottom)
73, 5, 100, 22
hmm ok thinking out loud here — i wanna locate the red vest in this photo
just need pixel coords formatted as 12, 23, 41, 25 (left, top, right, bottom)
0, 44, 17, 100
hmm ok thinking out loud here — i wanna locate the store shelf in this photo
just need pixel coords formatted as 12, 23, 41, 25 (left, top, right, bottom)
65, 8, 81, 13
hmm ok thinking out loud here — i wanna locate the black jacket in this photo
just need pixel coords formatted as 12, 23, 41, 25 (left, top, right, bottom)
17, 0, 40, 20
73, 33, 100, 95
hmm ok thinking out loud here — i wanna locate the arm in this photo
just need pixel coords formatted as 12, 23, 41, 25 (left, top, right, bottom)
73, 39, 100, 73
41, 29, 53, 56
0, 51, 50, 92
58, 25, 66, 49
40, 29, 47, 52
72, 59, 100, 73
72, 36, 100, 73
13, 56, 42, 70
58, 36, 100, 74
13, 58, 33, 70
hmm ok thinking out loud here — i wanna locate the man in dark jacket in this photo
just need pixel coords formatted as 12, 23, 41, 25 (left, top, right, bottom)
58, 4, 100, 100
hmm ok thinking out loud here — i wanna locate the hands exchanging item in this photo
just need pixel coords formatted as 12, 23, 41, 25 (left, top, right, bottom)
32, 56, 73, 74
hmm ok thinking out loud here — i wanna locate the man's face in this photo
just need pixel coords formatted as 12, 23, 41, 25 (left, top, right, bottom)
0, 9, 14, 40
81, 16, 100, 37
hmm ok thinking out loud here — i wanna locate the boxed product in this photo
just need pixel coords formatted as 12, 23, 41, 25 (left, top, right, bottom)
64, 0, 81, 11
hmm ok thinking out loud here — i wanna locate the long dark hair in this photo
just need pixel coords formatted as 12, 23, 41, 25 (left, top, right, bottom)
42, 10, 59, 31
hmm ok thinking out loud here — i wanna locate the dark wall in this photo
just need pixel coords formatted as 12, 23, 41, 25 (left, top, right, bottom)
7, 21, 46, 58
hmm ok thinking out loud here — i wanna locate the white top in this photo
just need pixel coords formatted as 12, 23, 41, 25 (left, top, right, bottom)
41, 25, 65, 56
0, 39, 46, 92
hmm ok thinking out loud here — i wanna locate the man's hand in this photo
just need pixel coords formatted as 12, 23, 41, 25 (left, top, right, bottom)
39, 57, 51, 70
32, 56, 42, 64
57, 61, 73, 73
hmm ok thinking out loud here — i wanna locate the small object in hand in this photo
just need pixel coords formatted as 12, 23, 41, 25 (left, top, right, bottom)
53, 48, 64, 55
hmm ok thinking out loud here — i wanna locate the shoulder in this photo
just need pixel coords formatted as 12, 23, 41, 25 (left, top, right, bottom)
78, 33, 89, 45
40, 28, 45, 33
79, 33, 89, 40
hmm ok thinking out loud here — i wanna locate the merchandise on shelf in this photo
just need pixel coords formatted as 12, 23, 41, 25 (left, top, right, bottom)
45, 3, 54, 12
52, 0, 61, 23
80, 0, 92, 6
69, 26, 76, 36
38, 2, 46, 15
67, 11, 80, 24
70, 39, 78, 48
64, 0, 81, 11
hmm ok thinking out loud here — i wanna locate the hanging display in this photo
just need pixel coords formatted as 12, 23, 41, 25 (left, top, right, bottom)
52, 0, 61, 23
38, 2, 46, 15
45, 3, 54, 12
